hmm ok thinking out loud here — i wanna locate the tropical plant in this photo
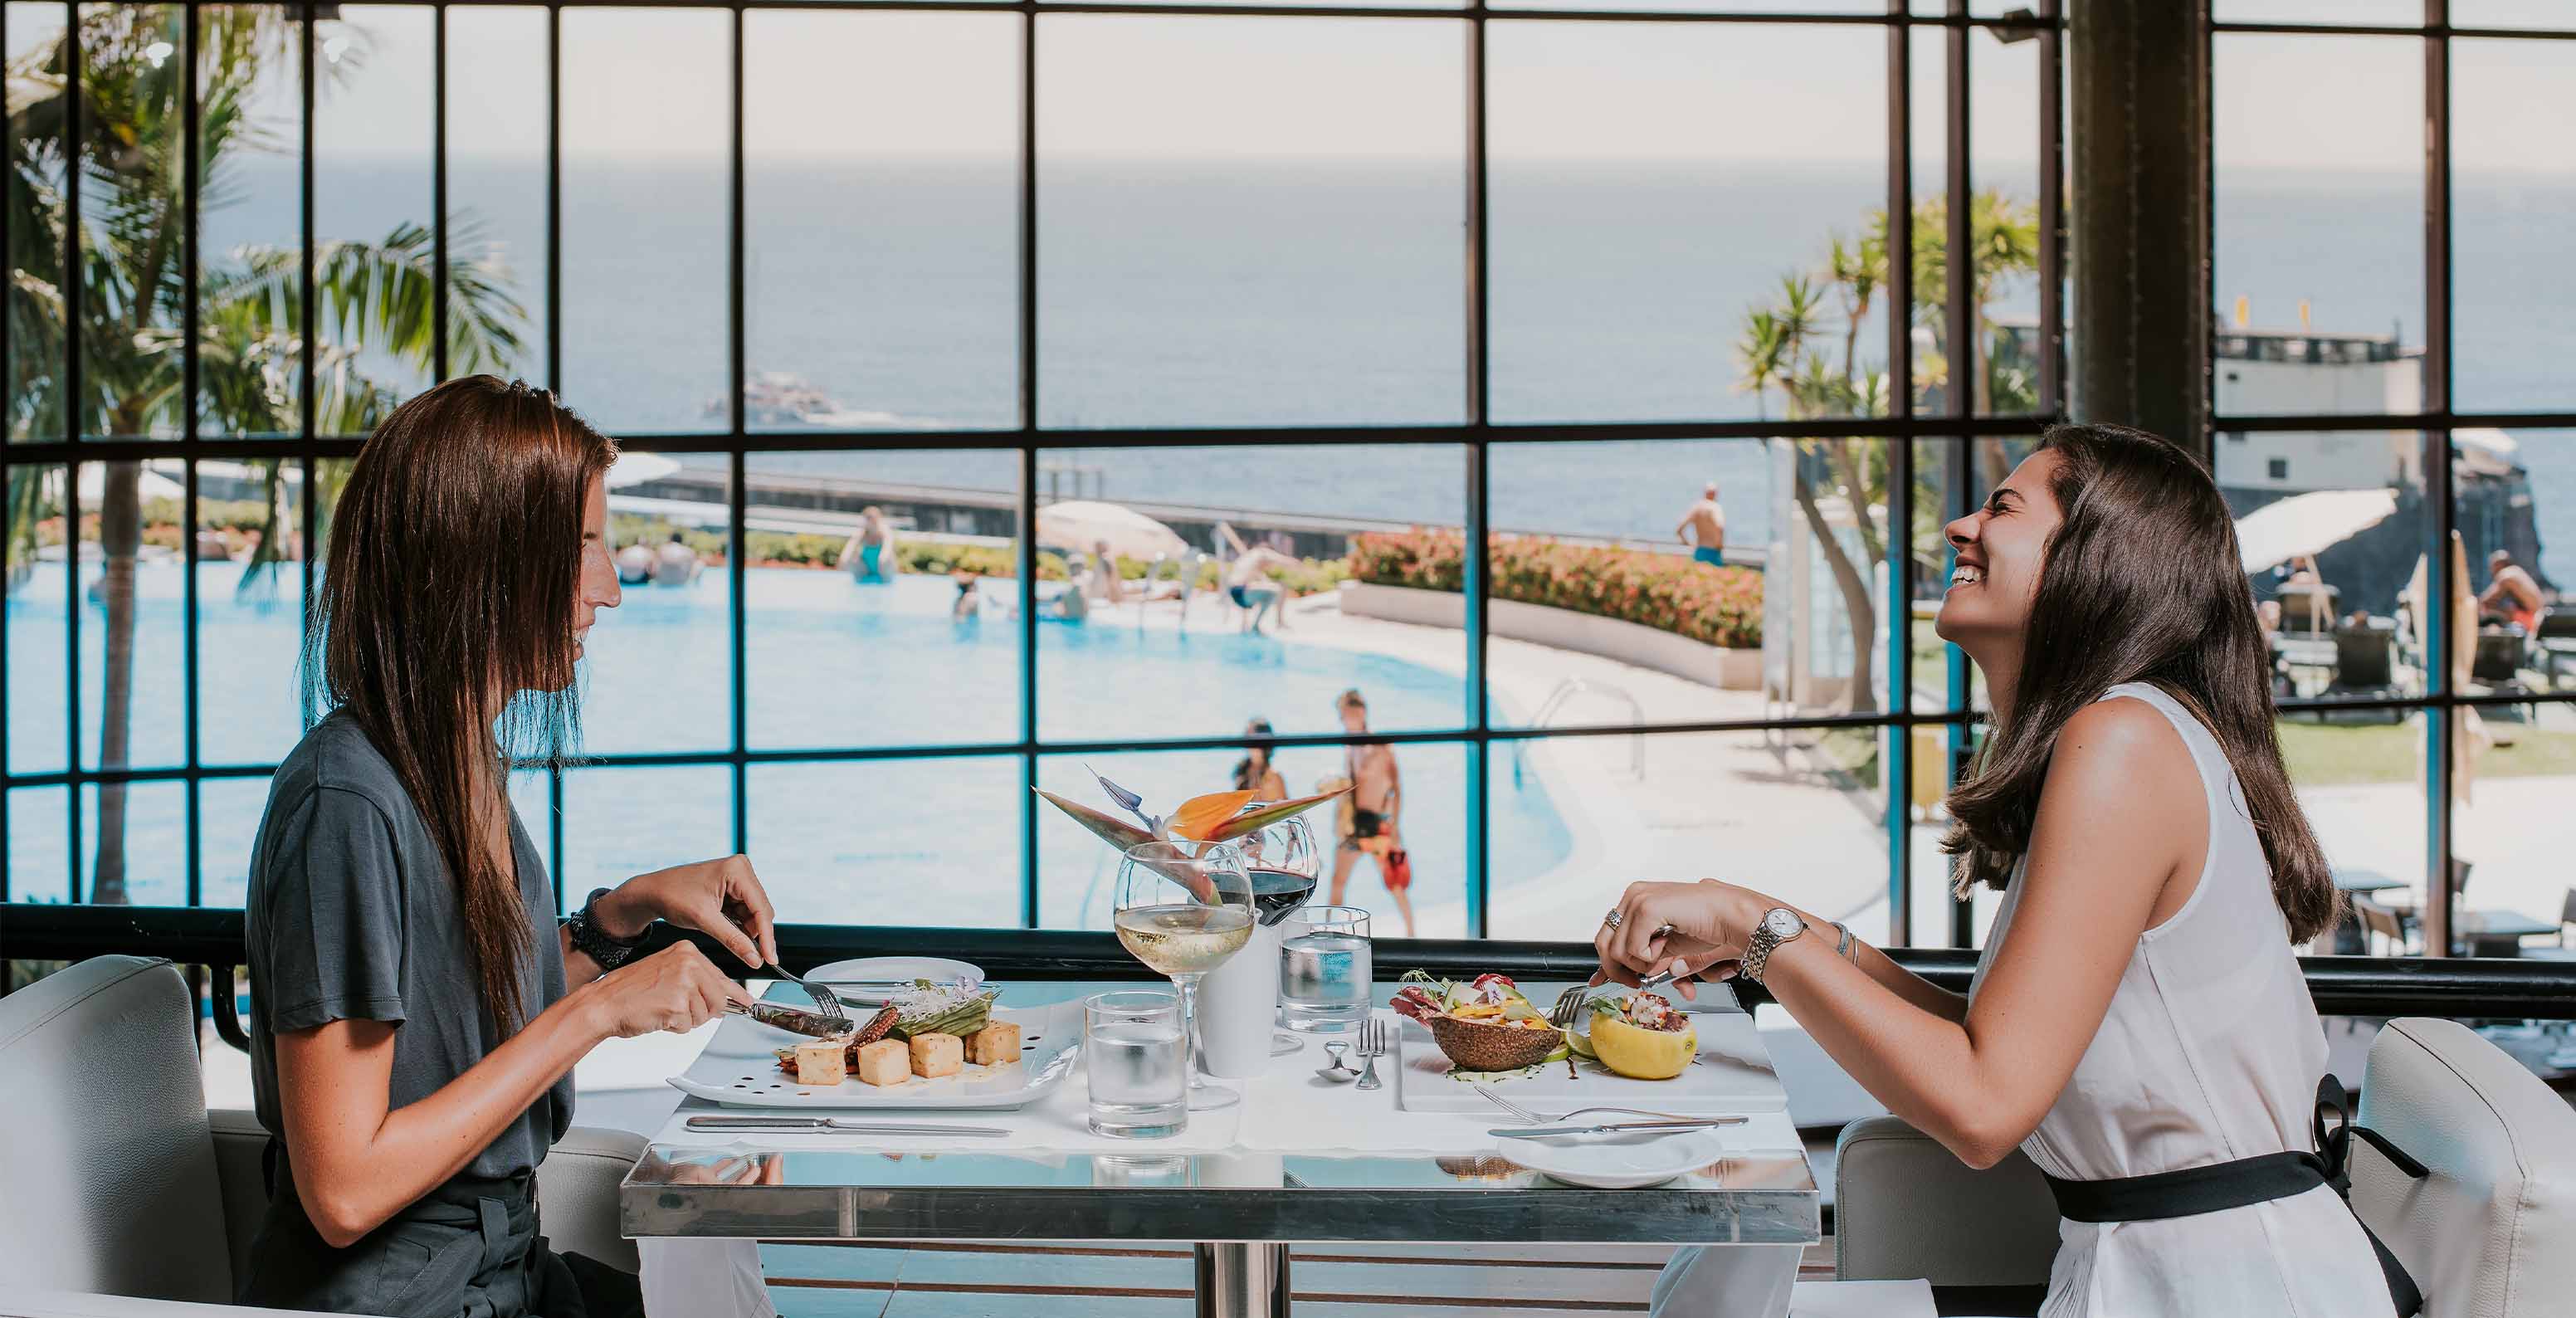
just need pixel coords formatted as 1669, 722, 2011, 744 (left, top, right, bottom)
1736, 189, 2042, 715
6, 11, 527, 903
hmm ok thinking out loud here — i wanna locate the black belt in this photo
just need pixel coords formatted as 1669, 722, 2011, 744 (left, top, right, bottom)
2041, 1077, 2427, 1316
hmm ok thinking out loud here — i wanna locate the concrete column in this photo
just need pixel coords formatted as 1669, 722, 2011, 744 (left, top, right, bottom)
2067, 0, 2213, 461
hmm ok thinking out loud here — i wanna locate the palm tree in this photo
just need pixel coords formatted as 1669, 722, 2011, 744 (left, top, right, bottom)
7, 11, 526, 903
1734, 190, 2042, 717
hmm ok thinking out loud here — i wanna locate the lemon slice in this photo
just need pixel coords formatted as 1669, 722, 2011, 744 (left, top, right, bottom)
1564, 1026, 1598, 1061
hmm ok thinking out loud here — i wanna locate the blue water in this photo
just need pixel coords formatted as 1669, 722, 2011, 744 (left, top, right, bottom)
3, 561, 1572, 935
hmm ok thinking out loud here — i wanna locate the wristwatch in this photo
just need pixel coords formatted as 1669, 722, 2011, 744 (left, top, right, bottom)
564, 886, 649, 972
1740, 906, 1809, 986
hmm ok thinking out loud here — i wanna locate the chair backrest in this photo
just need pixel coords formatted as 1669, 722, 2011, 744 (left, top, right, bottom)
2334, 628, 2394, 687
1831, 1115, 2058, 1288
0, 956, 235, 1302
2537, 608, 2576, 641
2471, 631, 2523, 683
2352, 1018, 2576, 1318
2355, 898, 2407, 952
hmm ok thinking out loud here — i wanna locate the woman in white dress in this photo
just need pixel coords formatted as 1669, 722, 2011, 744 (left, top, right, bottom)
1603, 425, 2405, 1316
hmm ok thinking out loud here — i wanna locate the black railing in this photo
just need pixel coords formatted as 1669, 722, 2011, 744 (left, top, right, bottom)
14, 904, 2576, 1059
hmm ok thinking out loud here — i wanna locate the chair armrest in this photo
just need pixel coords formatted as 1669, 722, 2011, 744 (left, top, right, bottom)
1832, 1115, 2057, 1286
539, 1126, 648, 1274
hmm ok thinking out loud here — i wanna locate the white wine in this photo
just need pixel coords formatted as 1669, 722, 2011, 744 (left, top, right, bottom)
1115, 903, 1254, 977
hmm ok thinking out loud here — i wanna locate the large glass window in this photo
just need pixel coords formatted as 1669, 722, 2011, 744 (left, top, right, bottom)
6, 6, 2079, 945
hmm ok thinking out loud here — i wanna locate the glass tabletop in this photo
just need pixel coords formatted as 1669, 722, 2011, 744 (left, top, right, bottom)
623, 979, 1821, 1246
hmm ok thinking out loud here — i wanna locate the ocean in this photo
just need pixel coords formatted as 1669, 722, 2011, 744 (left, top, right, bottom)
176, 154, 2576, 585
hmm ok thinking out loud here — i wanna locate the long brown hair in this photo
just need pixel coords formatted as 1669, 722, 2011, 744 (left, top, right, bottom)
305, 376, 617, 1027
1942, 423, 2337, 944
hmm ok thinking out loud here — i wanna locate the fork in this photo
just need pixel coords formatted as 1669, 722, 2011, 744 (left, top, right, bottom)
1354, 1017, 1387, 1091
1476, 1083, 1695, 1128
1549, 966, 1683, 1028
764, 961, 850, 1028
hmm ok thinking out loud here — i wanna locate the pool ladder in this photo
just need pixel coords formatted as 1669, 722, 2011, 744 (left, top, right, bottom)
1513, 677, 1646, 784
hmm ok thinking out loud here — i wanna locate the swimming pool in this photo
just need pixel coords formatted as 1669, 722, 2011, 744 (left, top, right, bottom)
4, 561, 1573, 937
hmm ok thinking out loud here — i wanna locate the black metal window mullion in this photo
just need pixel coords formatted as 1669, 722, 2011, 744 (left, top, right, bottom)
1462, 4, 1489, 939
1943, 0, 1975, 951
1881, 0, 1913, 947
727, 3, 749, 861
183, 2, 203, 907
1016, 2, 1041, 930
432, 3, 449, 385
63, 0, 85, 905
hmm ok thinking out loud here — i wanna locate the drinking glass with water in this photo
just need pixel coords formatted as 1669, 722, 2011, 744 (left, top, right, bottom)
1278, 905, 1372, 1033
1084, 989, 1188, 1139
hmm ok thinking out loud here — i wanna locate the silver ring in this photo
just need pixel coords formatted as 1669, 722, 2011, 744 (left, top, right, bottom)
1602, 909, 1624, 930
1653, 922, 1678, 939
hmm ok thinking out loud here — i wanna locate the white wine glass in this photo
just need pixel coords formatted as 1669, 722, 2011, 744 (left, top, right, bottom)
1232, 816, 1321, 1056
1115, 838, 1256, 1111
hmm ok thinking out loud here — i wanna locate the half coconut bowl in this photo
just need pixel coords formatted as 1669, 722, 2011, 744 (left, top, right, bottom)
1425, 1014, 1564, 1072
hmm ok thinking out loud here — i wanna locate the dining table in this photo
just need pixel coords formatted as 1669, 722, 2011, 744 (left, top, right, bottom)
622, 977, 1819, 1316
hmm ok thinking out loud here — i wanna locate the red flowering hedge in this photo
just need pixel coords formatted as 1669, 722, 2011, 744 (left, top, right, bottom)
1347, 530, 1764, 650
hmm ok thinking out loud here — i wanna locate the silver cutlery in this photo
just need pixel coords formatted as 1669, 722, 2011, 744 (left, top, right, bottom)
760, 960, 851, 1027
726, 999, 853, 1039
686, 1115, 1010, 1137
1491, 1117, 1747, 1140
1475, 1085, 1696, 1128
1315, 1040, 1359, 1084
1355, 1018, 1387, 1091
1549, 966, 1686, 1028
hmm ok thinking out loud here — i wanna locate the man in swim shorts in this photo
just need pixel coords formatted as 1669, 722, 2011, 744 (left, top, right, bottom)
1676, 481, 1725, 567
1327, 688, 1413, 936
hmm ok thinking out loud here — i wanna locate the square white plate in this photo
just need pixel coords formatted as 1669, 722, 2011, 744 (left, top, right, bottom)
668, 1000, 1078, 1111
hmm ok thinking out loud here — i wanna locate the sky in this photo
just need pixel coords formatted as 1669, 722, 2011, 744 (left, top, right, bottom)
5, 3, 2563, 173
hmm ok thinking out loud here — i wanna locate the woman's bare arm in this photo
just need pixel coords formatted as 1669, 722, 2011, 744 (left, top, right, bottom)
276, 941, 741, 1247
1601, 699, 2197, 1167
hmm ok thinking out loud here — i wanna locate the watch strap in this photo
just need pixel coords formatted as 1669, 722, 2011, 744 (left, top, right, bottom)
566, 886, 647, 971
1743, 907, 1806, 986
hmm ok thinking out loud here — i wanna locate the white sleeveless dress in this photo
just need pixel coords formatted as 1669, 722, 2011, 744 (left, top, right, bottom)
1969, 682, 2388, 1317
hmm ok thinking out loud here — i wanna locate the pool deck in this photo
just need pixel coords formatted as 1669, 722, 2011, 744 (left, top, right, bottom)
1085, 588, 1904, 944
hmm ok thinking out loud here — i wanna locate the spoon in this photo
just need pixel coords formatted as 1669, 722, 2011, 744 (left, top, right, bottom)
1315, 1040, 1360, 1084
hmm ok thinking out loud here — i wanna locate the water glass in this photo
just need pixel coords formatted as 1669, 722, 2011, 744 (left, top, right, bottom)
1083, 989, 1188, 1139
1278, 906, 1373, 1033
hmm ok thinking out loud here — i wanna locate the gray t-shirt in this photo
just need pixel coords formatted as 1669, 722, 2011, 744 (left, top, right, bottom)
246, 710, 573, 1180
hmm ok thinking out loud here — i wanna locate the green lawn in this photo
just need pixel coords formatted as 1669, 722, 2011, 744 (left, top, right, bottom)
2276, 718, 2576, 787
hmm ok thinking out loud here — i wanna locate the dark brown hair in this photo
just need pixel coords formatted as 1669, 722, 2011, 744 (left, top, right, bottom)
1942, 423, 2337, 944
305, 376, 617, 1027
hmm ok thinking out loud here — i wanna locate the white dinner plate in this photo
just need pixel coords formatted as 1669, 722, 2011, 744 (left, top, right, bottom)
809, 956, 985, 1004
669, 1000, 1076, 1111
1501, 1126, 1731, 1190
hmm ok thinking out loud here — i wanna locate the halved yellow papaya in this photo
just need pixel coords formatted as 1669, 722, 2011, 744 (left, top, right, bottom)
1589, 1015, 1696, 1080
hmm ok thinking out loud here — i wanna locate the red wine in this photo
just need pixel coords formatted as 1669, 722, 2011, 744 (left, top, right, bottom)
1250, 866, 1318, 921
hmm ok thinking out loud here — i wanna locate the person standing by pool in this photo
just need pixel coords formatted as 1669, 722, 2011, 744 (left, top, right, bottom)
1676, 481, 1725, 566
238, 377, 788, 1318
841, 505, 896, 584
1232, 718, 1288, 799
651, 530, 699, 587
1327, 689, 1413, 937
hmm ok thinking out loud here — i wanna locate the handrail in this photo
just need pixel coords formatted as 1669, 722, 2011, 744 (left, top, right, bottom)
9, 903, 2576, 1024
1519, 677, 1645, 779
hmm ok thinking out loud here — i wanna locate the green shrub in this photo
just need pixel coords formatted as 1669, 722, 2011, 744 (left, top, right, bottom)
1347, 529, 1763, 649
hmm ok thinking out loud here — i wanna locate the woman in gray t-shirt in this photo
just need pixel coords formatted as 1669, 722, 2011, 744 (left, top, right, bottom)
239, 377, 785, 1318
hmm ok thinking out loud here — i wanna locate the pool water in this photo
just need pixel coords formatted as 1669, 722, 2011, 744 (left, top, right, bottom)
6, 562, 1573, 935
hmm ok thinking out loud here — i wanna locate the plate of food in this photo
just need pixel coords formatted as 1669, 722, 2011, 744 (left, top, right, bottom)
1390, 971, 1785, 1115
671, 982, 1078, 1111
1502, 1126, 1731, 1190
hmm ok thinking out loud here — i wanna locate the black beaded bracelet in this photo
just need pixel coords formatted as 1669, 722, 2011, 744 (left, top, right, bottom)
564, 886, 649, 971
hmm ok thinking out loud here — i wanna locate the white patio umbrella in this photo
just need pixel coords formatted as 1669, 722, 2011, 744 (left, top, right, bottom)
1034, 500, 1188, 562
2235, 487, 2398, 574
604, 451, 683, 488
71, 464, 186, 504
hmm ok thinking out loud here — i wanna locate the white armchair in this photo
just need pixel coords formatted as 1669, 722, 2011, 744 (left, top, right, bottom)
0, 956, 642, 1316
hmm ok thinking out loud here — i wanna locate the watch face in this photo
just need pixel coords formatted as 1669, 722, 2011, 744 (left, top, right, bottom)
1762, 907, 1804, 940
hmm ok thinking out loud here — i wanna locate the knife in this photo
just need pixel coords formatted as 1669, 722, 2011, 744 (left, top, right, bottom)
727, 999, 851, 1040
686, 1115, 1012, 1136
1490, 1117, 1748, 1139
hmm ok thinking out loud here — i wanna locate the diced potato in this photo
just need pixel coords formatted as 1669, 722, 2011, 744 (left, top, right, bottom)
855, 1038, 910, 1087
909, 1032, 964, 1079
964, 1021, 1022, 1066
793, 1039, 847, 1086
